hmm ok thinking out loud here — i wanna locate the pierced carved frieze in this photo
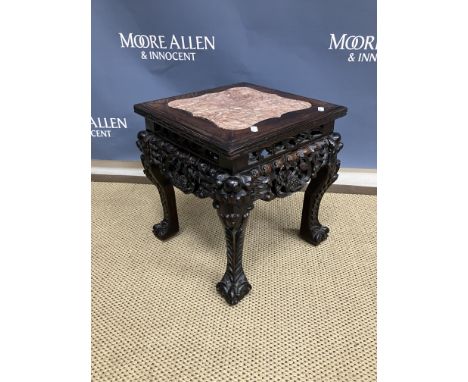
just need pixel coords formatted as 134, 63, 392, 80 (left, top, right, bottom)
247, 129, 325, 165
136, 129, 342, 204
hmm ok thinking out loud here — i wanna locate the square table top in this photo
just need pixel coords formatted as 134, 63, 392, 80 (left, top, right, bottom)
134, 82, 347, 158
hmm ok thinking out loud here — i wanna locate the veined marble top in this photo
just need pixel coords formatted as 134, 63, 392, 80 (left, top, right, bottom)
168, 86, 312, 130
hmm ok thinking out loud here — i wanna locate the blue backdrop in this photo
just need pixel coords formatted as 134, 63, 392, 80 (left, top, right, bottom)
92, 0, 376, 168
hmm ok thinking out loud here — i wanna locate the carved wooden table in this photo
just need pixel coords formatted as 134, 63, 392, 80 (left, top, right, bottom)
135, 83, 347, 305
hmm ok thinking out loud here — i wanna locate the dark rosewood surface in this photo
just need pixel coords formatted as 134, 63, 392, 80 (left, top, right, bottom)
134, 82, 347, 159
135, 83, 347, 305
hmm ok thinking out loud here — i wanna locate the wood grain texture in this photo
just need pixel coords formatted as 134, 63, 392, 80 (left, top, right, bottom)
134, 83, 348, 305
134, 82, 347, 158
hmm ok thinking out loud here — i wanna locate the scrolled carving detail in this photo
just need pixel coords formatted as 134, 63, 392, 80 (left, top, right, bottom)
136, 130, 342, 204
136, 128, 343, 304
299, 132, 343, 245
137, 130, 180, 240
152, 219, 170, 238
214, 203, 252, 305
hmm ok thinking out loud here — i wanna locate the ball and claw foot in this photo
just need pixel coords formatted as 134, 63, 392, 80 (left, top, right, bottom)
152, 219, 178, 240
301, 225, 330, 246
216, 275, 252, 305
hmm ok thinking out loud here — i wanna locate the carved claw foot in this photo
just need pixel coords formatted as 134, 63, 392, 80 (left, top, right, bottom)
216, 274, 252, 305
152, 219, 178, 240
300, 225, 330, 246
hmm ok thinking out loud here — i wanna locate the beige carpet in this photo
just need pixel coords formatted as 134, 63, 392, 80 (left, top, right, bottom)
92, 182, 376, 382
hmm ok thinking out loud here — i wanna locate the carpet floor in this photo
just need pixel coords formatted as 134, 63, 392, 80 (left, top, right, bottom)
92, 182, 376, 382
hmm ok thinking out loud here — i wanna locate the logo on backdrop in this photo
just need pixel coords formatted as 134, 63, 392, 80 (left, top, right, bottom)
328, 34, 377, 63
118, 33, 215, 62
91, 117, 128, 138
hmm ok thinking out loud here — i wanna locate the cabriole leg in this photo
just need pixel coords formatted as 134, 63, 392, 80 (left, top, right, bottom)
145, 164, 180, 240
213, 181, 253, 305
137, 130, 180, 240
300, 165, 337, 245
